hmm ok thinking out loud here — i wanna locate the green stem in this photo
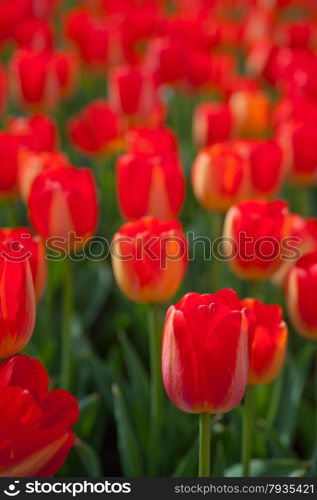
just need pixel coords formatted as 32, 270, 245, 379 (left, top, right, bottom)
242, 385, 254, 477
249, 280, 261, 300
60, 257, 73, 391
311, 346, 317, 475
148, 303, 163, 475
199, 413, 211, 477
266, 372, 284, 428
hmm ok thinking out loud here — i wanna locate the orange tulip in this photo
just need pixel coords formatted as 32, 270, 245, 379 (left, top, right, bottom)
242, 298, 288, 385
111, 217, 187, 303
191, 143, 248, 212
229, 89, 271, 137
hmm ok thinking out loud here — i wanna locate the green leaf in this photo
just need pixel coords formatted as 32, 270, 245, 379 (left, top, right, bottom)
172, 438, 198, 477
276, 344, 314, 446
75, 439, 103, 477
112, 384, 144, 476
76, 393, 100, 440
74, 262, 113, 330
118, 331, 150, 402
226, 459, 306, 478
89, 357, 119, 408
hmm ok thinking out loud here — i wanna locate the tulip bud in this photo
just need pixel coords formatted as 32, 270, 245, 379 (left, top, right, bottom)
191, 143, 248, 212
109, 65, 165, 127
68, 99, 123, 156
192, 102, 232, 148
229, 89, 271, 137
117, 152, 185, 220
224, 199, 290, 280
277, 120, 317, 186
0, 243, 36, 358
0, 355, 79, 477
28, 166, 98, 252
286, 251, 317, 340
242, 298, 288, 385
18, 151, 69, 202
162, 289, 249, 413
111, 217, 188, 303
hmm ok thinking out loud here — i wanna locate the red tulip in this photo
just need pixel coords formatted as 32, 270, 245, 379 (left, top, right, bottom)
209, 52, 237, 90
272, 214, 317, 288
18, 150, 69, 202
223, 199, 290, 280
0, 355, 78, 477
11, 49, 77, 111
236, 139, 284, 198
65, 9, 109, 69
185, 48, 212, 90
12, 18, 53, 51
229, 89, 271, 137
0, 242, 35, 358
0, 227, 46, 301
145, 36, 185, 86
191, 143, 248, 212
242, 298, 288, 385
28, 166, 98, 251
277, 120, 317, 186
68, 100, 123, 156
125, 126, 178, 156
109, 65, 165, 127
0, 114, 58, 198
117, 152, 184, 220
111, 217, 188, 303
192, 102, 232, 147
162, 289, 249, 413
8, 114, 58, 152
273, 95, 317, 130
286, 251, 317, 340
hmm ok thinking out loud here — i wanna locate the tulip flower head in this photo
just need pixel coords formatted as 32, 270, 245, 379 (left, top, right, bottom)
28, 166, 98, 252
0, 227, 46, 301
0, 241, 36, 359
68, 100, 123, 156
224, 199, 290, 280
125, 126, 178, 156
192, 102, 232, 148
9, 114, 58, 152
277, 120, 317, 186
117, 152, 185, 220
229, 89, 271, 137
286, 251, 317, 340
109, 65, 165, 127
235, 139, 284, 199
191, 143, 248, 212
18, 150, 69, 202
0, 355, 79, 477
11, 49, 77, 111
112, 217, 188, 303
162, 289, 249, 413
242, 298, 288, 385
